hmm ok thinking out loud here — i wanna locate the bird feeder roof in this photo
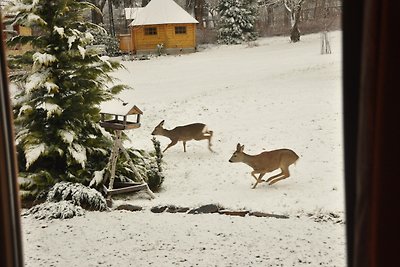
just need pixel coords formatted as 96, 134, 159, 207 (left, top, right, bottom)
100, 99, 143, 116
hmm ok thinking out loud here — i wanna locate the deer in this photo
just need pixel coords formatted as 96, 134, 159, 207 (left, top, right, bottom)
229, 143, 299, 189
151, 120, 214, 153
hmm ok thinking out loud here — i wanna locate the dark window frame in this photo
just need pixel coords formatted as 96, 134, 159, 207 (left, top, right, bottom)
0, 16, 24, 267
144, 27, 157, 36
175, 26, 187, 35
3, 2, 400, 267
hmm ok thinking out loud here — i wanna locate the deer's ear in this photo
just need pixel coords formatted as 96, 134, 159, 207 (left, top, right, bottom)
236, 143, 241, 151
159, 120, 165, 126
240, 145, 245, 152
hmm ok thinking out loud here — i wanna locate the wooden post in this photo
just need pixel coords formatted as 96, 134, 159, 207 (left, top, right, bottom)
120, 144, 155, 199
106, 130, 155, 199
321, 30, 332, 54
107, 130, 122, 190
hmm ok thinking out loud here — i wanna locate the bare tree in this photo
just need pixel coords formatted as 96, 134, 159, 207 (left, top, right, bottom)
283, 0, 305, 42
195, 0, 206, 29
260, 0, 306, 42
205, 0, 219, 28
90, 0, 107, 24
258, 0, 281, 35
185, 0, 195, 14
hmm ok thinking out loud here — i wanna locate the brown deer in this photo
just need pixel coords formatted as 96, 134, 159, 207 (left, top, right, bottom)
151, 120, 214, 153
229, 143, 299, 188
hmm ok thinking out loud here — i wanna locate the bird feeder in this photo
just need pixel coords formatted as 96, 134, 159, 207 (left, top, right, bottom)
100, 103, 142, 130
98, 100, 155, 199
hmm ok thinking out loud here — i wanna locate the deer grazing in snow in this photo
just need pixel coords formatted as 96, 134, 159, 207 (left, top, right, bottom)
229, 143, 299, 189
151, 120, 214, 153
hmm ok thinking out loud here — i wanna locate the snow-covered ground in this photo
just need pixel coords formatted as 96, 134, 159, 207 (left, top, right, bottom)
22, 31, 346, 266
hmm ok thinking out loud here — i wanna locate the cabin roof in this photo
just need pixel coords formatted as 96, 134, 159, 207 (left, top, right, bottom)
100, 99, 143, 116
129, 0, 198, 26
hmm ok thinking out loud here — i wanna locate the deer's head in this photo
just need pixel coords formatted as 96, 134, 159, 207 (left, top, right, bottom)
229, 143, 245, 163
151, 120, 165, 136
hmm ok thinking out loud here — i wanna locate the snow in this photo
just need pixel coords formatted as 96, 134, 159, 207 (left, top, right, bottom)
24, 143, 46, 169
18, 104, 32, 116
46, 182, 108, 211
59, 130, 75, 144
26, 13, 46, 26
68, 143, 87, 168
89, 169, 106, 187
39, 102, 62, 118
129, 0, 198, 26
100, 98, 135, 115
84, 32, 94, 43
99, 55, 112, 68
43, 81, 59, 93
25, 71, 49, 92
21, 31, 345, 266
77, 45, 86, 59
53, 26, 65, 37
67, 35, 77, 49
22, 201, 85, 220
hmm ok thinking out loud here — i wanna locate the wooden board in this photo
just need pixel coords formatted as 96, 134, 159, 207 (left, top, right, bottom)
103, 184, 148, 196
100, 121, 140, 130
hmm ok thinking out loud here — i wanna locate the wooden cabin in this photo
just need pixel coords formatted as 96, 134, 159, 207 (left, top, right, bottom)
128, 0, 198, 55
2, 16, 32, 55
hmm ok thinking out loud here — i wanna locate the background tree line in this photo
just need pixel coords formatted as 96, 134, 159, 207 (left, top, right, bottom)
90, 0, 341, 44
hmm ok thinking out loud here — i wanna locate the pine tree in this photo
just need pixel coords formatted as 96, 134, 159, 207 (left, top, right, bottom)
217, 0, 258, 44
5, 0, 128, 200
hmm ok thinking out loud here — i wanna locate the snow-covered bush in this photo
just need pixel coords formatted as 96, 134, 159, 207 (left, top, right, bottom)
91, 28, 121, 57
112, 138, 164, 192
147, 137, 164, 191
22, 200, 85, 220
23, 182, 107, 220
217, 0, 258, 44
47, 182, 108, 211
4, 0, 129, 202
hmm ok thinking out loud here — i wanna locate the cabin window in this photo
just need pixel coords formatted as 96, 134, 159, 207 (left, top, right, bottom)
175, 26, 187, 34
144, 27, 157, 35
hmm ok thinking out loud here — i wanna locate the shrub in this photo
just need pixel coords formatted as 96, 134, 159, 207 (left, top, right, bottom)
115, 138, 165, 192
22, 201, 85, 220
47, 181, 108, 211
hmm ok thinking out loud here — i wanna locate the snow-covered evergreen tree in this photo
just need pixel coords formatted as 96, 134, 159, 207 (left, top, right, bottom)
91, 27, 121, 57
217, 0, 258, 44
4, 0, 128, 201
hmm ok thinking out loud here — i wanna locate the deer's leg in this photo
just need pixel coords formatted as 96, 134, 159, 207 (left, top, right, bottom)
207, 135, 214, 152
163, 140, 178, 153
194, 134, 214, 152
206, 131, 214, 152
266, 170, 284, 182
183, 141, 187, 152
251, 172, 266, 189
251, 171, 259, 181
268, 167, 290, 185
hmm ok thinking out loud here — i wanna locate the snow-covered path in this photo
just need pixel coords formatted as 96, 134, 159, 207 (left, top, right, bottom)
23, 212, 345, 267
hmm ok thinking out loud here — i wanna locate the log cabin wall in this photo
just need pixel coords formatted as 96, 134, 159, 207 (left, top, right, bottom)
131, 23, 196, 54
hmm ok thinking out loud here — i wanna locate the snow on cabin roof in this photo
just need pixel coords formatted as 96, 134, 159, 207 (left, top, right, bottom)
129, 0, 198, 26
124, 7, 143, 20
100, 99, 143, 116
